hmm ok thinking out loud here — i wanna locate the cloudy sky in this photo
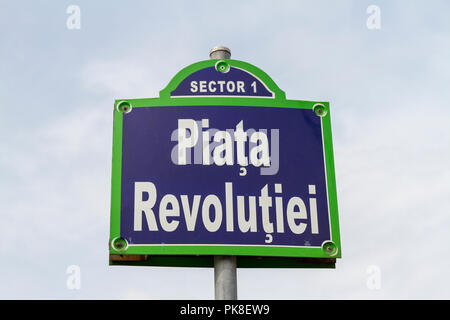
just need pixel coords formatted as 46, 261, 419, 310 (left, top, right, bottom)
1, 0, 449, 299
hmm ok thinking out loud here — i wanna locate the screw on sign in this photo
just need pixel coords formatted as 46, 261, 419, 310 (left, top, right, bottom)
117, 101, 132, 113
313, 103, 328, 117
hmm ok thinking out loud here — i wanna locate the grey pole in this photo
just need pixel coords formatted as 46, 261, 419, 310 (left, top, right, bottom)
210, 46, 237, 300
209, 46, 231, 60
214, 255, 237, 300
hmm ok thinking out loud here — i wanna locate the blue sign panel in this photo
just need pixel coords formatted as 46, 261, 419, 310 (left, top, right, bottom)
120, 105, 332, 248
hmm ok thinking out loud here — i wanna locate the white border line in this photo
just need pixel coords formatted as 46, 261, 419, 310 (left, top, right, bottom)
233, 66, 275, 98
321, 116, 333, 240
128, 243, 322, 249
172, 95, 275, 99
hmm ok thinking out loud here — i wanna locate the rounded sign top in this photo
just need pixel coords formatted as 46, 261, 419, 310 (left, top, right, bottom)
159, 59, 286, 101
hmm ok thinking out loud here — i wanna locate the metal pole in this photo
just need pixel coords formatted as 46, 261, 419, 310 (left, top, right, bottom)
209, 46, 231, 60
214, 255, 237, 300
209, 46, 237, 300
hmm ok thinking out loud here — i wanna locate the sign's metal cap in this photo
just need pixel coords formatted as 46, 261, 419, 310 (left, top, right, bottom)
209, 46, 231, 59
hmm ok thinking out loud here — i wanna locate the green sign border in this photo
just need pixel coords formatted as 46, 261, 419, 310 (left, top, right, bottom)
109, 59, 341, 268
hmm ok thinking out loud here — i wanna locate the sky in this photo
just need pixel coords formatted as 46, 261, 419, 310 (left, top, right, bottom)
0, 0, 449, 299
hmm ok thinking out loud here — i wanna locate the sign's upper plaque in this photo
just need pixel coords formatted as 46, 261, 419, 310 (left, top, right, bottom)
170, 62, 274, 98
109, 59, 341, 268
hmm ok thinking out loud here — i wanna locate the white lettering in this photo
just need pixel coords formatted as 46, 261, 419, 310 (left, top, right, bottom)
208, 80, 216, 92
213, 130, 234, 166
177, 119, 199, 165
226, 81, 235, 92
286, 197, 307, 234
202, 195, 223, 232
217, 81, 226, 92
132, 183, 321, 241
237, 196, 257, 232
190, 81, 198, 93
259, 184, 273, 234
159, 194, 180, 232
237, 81, 245, 93
249, 131, 270, 167
181, 195, 201, 231
134, 182, 158, 231
199, 81, 207, 93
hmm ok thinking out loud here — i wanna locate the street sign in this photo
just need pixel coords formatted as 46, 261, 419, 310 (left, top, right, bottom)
109, 59, 341, 268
